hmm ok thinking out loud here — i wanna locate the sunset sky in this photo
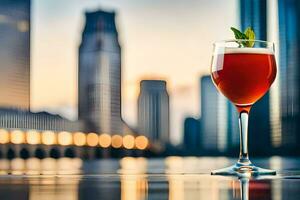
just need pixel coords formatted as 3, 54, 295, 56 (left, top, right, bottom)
31, 0, 238, 144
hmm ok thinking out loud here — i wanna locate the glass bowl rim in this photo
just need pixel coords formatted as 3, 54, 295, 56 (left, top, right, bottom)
214, 39, 274, 46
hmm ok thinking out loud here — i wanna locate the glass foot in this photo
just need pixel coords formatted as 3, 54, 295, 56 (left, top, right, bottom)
211, 162, 276, 177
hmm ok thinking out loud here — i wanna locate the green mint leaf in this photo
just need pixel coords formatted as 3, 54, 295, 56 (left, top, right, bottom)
230, 27, 247, 39
230, 26, 256, 47
230, 27, 248, 47
244, 27, 255, 47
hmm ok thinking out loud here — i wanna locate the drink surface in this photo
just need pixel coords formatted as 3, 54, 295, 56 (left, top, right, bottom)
211, 48, 277, 106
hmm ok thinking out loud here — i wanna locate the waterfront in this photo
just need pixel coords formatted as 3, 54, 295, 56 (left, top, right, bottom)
0, 157, 299, 199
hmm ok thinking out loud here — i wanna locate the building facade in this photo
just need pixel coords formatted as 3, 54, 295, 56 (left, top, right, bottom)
0, 108, 83, 132
278, 0, 300, 152
0, 0, 30, 109
78, 10, 132, 134
240, 0, 272, 155
137, 80, 169, 144
183, 117, 201, 152
200, 76, 239, 153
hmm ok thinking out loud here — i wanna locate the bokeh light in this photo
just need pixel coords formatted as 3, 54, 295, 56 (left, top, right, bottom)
111, 135, 123, 148
135, 135, 149, 150
123, 135, 135, 149
58, 131, 72, 146
11, 130, 25, 144
0, 129, 9, 144
73, 132, 86, 146
86, 133, 98, 147
99, 133, 111, 148
41, 131, 56, 145
26, 130, 41, 145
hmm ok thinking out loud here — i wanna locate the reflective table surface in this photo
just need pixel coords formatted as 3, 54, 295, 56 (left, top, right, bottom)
0, 157, 299, 200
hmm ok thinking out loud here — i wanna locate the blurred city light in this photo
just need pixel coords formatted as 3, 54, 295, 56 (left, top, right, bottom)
86, 133, 98, 147
0, 129, 9, 144
41, 131, 56, 145
123, 135, 135, 149
99, 133, 111, 148
0, 128, 151, 150
111, 135, 123, 148
10, 130, 25, 144
58, 131, 73, 146
73, 132, 86, 146
26, 130, 41, 145
135, 136, 149, 150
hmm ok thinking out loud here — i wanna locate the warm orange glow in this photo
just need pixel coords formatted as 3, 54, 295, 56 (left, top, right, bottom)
41, 131, 56, 145
111, 135, 123, 148
73, 132, 86, 146
11, 130, 25, 144
123, 135, 135, 149
135, 136, 149, 150
0, 129, 9, 144
58, 131, 73, 146
86, 133, 98, 147
99, 133, 111, 148
26, 130, 41, 145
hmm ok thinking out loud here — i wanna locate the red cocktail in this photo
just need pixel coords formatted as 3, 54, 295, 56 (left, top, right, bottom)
212, 48, 277, 111
210, 40, 277, 176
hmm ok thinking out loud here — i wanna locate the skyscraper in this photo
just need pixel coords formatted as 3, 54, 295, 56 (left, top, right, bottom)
78, 10, 132, 134
240, 0, 272, 155
278, 0, 300, 152
0, 0, 30, 109
240, 0, 267, 40
200, 76, 239, 153
137, 80, 169, 144
183, 117, 201, 152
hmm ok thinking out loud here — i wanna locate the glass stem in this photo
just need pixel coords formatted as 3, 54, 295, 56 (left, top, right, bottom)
238, 111, 251, 165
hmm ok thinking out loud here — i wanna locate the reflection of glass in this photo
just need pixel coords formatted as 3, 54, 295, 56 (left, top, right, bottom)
119, 157, 148, 200
211, 40, 277, 176
234, 178, 274, 200
240, 178, 249, 200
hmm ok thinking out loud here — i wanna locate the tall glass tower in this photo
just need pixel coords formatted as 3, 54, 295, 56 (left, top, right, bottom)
78, 10, 132, 134
200, 76, 239, 153
137, 80, 169, 144
278, 0, 300, 152
240, 0, 272, 155
0, 0, 30, 109
183, 117, 201, 152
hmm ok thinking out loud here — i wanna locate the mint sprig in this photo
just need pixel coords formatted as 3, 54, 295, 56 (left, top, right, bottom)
230, 27, 256, 47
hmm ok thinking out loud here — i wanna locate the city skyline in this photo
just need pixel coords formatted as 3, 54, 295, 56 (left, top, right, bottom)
2, 1, 286, 147
31, 0, 238, 144
0, 0, 299, 157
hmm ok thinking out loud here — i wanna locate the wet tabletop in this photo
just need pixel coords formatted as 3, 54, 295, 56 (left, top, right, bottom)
0, 157, 299, 200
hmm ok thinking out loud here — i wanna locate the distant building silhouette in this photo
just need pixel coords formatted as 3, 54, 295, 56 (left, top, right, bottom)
240, 0, 272, 155
183, 117, 201, 152
226, 101, 239, 153
137, 80, 169, 144
0, 0, 30, 109
240, 0, 267, 40
201, 76, 225, 152
0, 108, 83, 132
78, 10, 132, 134
200, 76, 239, 153
278, 0, 300, 153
